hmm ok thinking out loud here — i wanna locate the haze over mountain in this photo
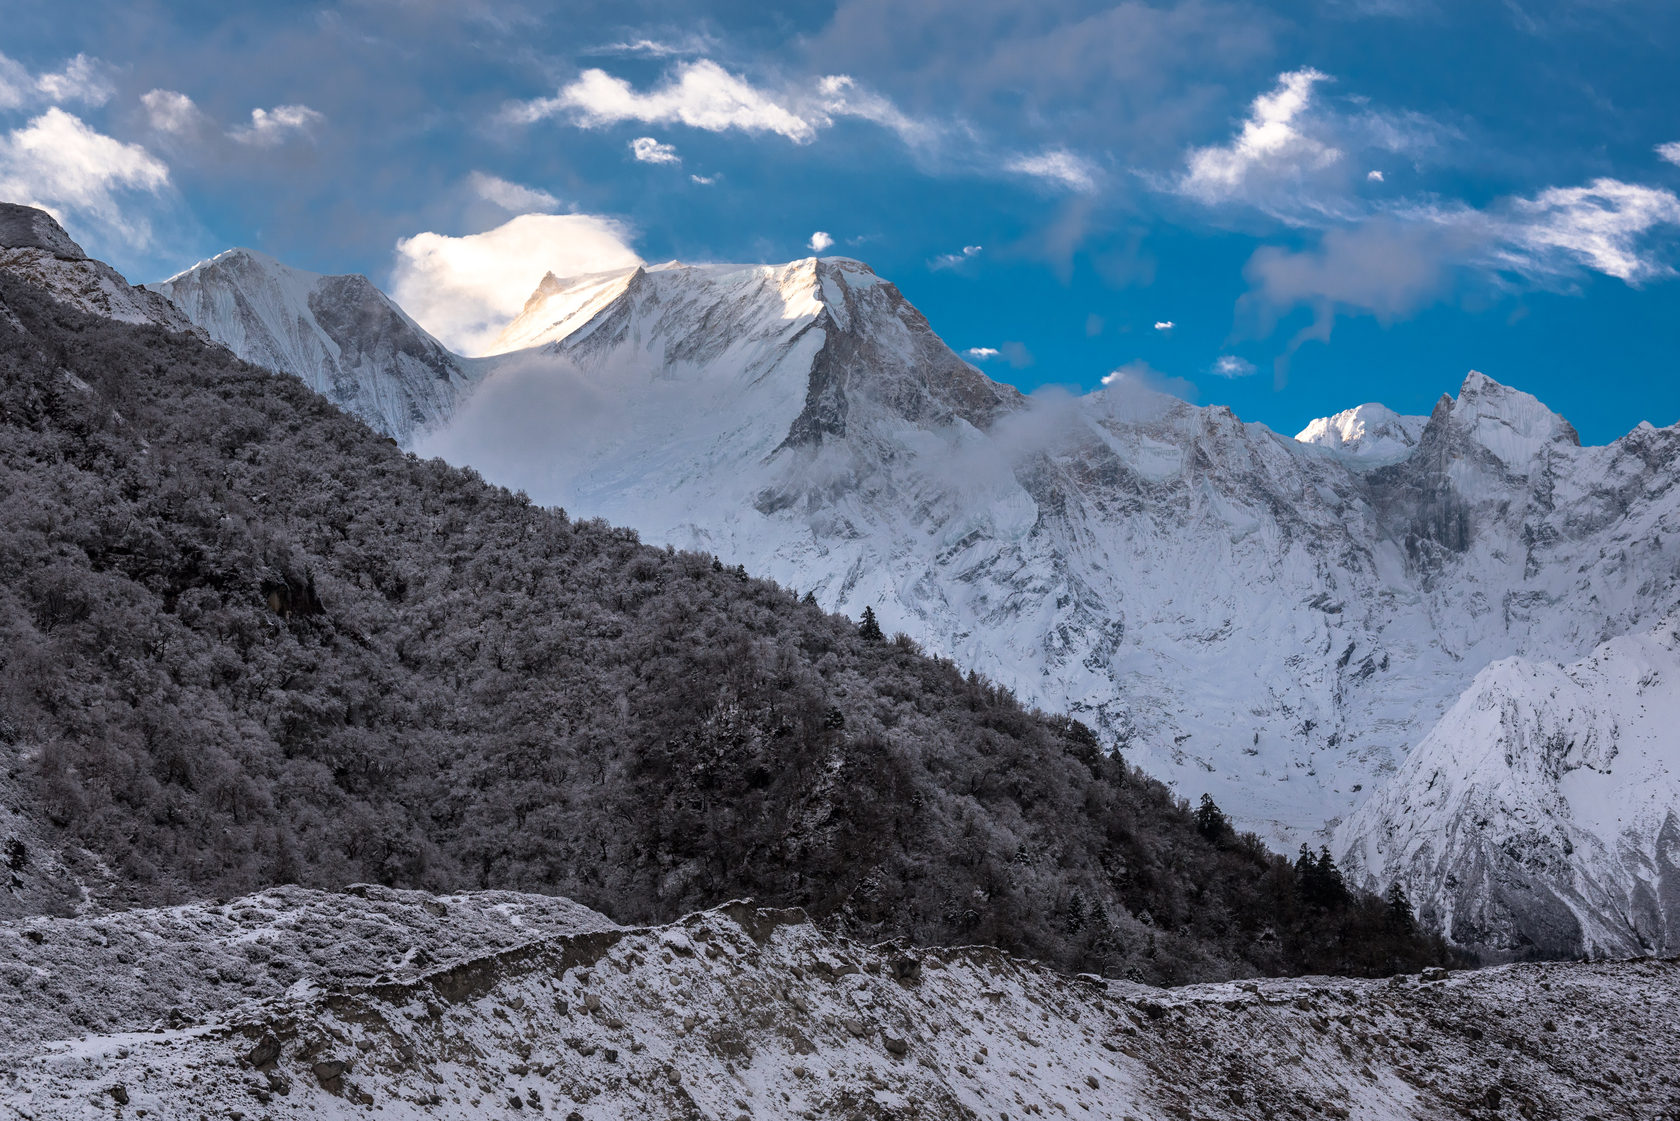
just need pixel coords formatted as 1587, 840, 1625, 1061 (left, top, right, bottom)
151, 228, 1680, 961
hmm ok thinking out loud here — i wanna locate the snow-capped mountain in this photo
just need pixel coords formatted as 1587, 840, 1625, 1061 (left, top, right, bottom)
415, 259, 1680, 955
150, 248, 482, 442
1295, 402, 1427, 464
9, 209, 1676, 959
0, 203, 196, 333
1337, 616, 1680, 959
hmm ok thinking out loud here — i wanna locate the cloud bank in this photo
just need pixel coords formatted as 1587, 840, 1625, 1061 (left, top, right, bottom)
390, 213, 642, 355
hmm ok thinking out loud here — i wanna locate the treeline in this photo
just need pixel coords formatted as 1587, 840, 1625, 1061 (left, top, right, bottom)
0, 276, 1452, 982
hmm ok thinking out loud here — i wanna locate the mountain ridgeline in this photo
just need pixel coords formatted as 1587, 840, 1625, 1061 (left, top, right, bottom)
0, 263, 1449, 983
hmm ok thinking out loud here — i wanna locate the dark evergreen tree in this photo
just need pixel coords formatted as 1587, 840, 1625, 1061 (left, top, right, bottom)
858, 605, 884, 641
1194, 794, 1231, 844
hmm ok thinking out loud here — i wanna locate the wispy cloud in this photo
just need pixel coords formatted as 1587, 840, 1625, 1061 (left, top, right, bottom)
469, 171, 560, 213
1006, 149, 1098, 192
1153, 320, 1175, 331
689, 173, 716, 185
965, 346, 1000, 361
228, 104, 325, 147
1211, 355, 1257, 377
0, 51, 112, 111
1495, 178, 1680, 283
1655, 141, 1680, 168
141, 89, 204, 135
629, 136, 680, 164
930, 244, 982, 270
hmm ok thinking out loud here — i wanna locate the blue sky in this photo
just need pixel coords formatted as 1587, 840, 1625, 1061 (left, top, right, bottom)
2, 0, 1677, 442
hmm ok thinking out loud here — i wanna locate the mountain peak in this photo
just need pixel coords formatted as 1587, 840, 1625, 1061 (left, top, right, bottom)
1446, 369, 1580, 462
0, 203, 86, 259
1295, 402, 1427, 464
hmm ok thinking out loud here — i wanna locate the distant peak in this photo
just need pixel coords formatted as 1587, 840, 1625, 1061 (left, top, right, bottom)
0, 202, 86, 259
1295, 402, 1427, 464
1447, 369, 1580, 451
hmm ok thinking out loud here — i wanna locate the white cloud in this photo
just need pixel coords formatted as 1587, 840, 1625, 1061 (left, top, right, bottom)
469, 171, 560, 213
390, 213, 643, 356
1153, 320, 1175, 331
228, 104, 324, 147
1367, 169, 1384, 182
1006, 149, 1098, 192
515, 60, 818, 141
1496, 178, 1680, 283
1211, 355, 1257, 377
0, 51, 112, 111
808, 231, 834, 252
1181, 68, 1341, 203
509, 60, 936, 152
930, 244, 982, 270
964, 346, 1000, 361
1660, 142, 1680, 168
141, 89, 204, 135
813, 74, 939, 148
689, 173, 716, 185
629, 136, 680, 164
0, 108, 170, 246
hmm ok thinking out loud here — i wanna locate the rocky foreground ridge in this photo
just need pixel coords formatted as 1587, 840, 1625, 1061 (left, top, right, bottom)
3, 889, 1677, 1121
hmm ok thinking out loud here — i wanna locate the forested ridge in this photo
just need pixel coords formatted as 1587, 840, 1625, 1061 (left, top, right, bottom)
0, 274, 1450, 982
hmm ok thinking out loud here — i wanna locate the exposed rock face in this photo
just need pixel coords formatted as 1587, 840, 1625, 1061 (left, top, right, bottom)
3, 890, 1678, 1120
150, 248, 483, 442
0, 204, 196, 331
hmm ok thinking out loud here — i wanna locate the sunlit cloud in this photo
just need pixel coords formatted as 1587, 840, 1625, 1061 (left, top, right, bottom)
390, 213, 642, 355
808, 230, 834, 252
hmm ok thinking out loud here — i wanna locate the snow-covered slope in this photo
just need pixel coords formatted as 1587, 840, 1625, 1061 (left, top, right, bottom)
414, 260, 1680, 956
150, 249, 483, 442
0, 203, 196, 332
1337, 616, 1680, 959
1296, 402, 1428, 464
4, 889, 1676, 1120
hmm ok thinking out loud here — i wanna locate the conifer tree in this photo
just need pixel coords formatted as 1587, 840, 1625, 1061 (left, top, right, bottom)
859, 605, 884, 641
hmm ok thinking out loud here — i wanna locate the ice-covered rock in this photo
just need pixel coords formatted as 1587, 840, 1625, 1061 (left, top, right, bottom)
0, 204, 197, 332
1337, 616, 1680, 959
150, 248, 484, 442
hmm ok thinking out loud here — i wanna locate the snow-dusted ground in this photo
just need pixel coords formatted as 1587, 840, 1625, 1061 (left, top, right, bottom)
3, 889, 1677, 1120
